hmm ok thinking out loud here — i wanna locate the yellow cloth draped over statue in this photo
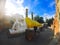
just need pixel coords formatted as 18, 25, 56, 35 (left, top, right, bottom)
25, 17, 42, 28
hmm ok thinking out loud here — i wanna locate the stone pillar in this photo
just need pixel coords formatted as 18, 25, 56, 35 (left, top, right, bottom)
31, 12, 33, 20
26, 9, 28, 17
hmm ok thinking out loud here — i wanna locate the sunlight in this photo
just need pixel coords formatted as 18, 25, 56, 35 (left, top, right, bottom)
5, 0, 26, 17
5, 0, 17, 16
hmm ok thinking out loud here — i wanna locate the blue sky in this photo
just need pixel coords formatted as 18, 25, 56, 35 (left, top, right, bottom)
23, 0, 56, 17
5, 0, 56, 19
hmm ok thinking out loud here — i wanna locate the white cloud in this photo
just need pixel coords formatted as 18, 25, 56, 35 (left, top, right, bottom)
48, 1, 55, 7
16, 0, 23, 4
28, 13, 37, 19
28, 14, 31, 19
5, 1, 17, 15
42, 13, 55, 21
16, 0, 24, 7
5, 0, 29, 18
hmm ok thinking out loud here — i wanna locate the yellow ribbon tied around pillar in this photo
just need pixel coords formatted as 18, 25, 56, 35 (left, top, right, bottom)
25, 17, 42, 28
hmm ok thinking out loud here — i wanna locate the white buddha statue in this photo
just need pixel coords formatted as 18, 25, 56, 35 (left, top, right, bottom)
9, 14, 27, 34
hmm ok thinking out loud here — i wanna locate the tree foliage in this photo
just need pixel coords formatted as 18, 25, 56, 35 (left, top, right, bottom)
46, 17, 54, 26
34, 15, 44, 23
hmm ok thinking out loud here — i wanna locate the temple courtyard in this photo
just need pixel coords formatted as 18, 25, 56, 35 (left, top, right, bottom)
0, 27, 54, 45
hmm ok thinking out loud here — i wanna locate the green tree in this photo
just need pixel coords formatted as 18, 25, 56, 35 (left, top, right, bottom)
46, 17, 54, 26
34, 15, 44, 23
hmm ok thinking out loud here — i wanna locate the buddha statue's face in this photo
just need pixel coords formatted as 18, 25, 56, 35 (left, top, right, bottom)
17, 15, 24, 22
18, 18, 24, 22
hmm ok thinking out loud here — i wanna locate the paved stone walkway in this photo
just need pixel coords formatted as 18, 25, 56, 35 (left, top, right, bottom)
0, 28, 54, 45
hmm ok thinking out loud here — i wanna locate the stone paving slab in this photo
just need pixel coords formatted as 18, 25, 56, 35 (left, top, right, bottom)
48, 38, 58, 45
0, 28, 54, 45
